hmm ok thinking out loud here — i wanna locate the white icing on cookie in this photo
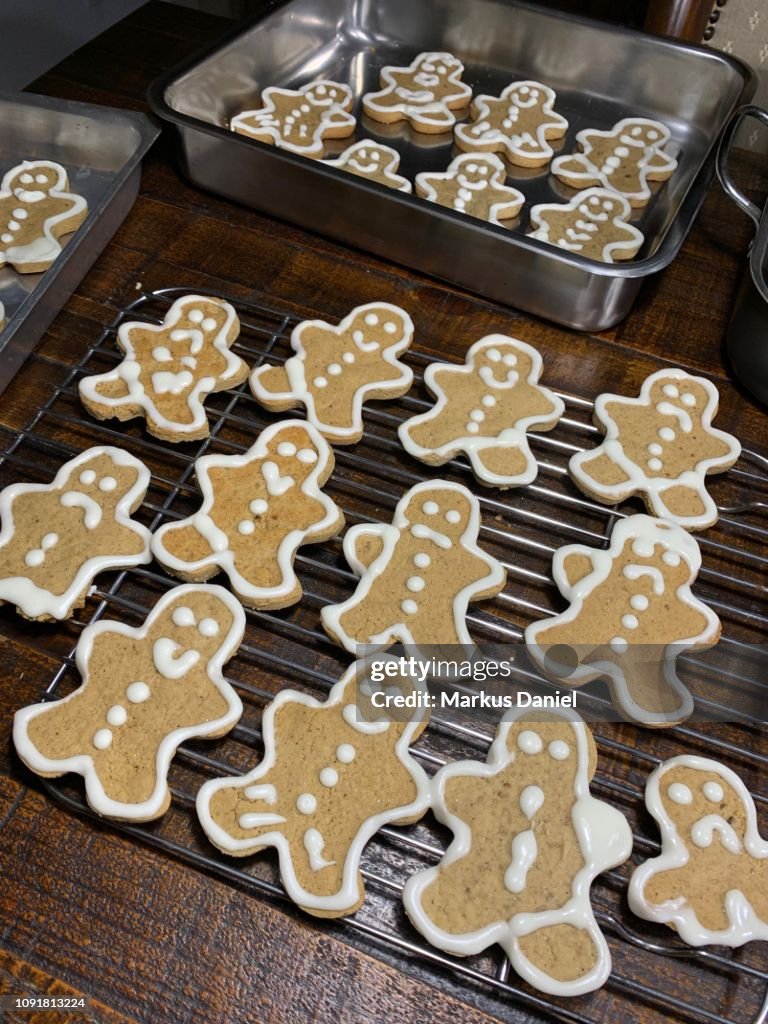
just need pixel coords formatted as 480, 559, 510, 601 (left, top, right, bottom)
0, 160, 87, 271
528, 187, 644, 264
232, 80, 355, 158
363, 52, 471, 132
325, 139, 412, 192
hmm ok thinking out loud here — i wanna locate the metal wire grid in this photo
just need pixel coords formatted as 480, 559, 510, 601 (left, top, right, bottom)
2, 286, 767, 1024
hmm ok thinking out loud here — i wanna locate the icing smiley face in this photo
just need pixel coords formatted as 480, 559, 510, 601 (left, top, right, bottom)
0, 446, 151, 621
12, 583, 245, 821
403, 709, 633, 996
196, 657, 431, 916
326, 140, 412, 193
152, 419, 343, 610
250, 301, 415, 443
569, 368, 741, 529
629, 755, 768, 947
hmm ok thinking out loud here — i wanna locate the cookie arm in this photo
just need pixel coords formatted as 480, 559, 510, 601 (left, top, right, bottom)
152, 515, 223, 576
343, 524, 388, 576
250, 358, 303, 410
569, 446, 633, 498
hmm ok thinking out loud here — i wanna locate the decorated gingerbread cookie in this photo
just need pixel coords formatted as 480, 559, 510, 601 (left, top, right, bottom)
569, 368, 741, 530
415, 154, 524, 225
79, 295, 249, 442
152, 420, 344, 609
525, 515, 720, 726
0, 160, 88, 273
197, 657, 430, 917
0, 446, 151, 621
399, 336, 564, 488
362, 52, 472, 133
528, 187, 644, 263
552, 117, 677, 208
454, 80, 568, 168
321, 480, 506, 652
629, 756, 768, 946
403, 709, 633, 996
325, 140, 412, 192
250, 301, 414, 444
13, 584, 245, 821
231, 81, 355, 159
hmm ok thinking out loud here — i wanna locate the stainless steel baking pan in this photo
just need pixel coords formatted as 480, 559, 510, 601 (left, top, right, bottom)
149, 0, 754, 331
0, 93, 159, 395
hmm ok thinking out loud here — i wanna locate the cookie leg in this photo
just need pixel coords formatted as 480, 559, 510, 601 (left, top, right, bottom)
611, 650, 693, 726
511, 922, 606, 995
471, 444, 533, 486
651, 484, 714, 530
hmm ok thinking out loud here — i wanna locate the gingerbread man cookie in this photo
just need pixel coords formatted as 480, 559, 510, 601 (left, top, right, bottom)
569, 368, 741, 530
152, 420, 344, 609
454, 80, 568, 168
415, 154, 524, 225
250, 301, 414, 444
197, 657, 430, 917
0, 160, 88, 273
231, 81, 355, 159
13, 584, 245, 820
399, 336, 564, 488
552, 117, 677, 208
79, 295, 249, 442
0, 446, 151, 621
629, 756, 768, 946
321, 480, 506, 652
403, 709, 633, 996
528, 187, 644, 263
325, 140, 412, 192
362, 52, 472, 133
525, 515, 720, 726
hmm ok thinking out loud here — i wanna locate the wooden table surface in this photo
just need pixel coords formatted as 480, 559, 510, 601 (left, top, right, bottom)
0, 4, 766, 1024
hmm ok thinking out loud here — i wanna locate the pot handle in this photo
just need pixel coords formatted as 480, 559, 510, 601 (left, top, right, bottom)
716, 104, 768, 228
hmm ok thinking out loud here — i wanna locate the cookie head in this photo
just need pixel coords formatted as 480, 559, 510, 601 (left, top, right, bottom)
61, 451, 145, 521
620, 120, 669, 149
501, 716, 593, 781
305, 81, 349, 107
149, 589, 241, 667
658, 762, 745, 846
345, 143, 396, 176
413, 53, 461, 87
263, 423, 322, 482
404, 486, 474, 542
577, 191, 624, 223
348, 305, 410, 351
508, 82, 543, 110
476, 340, 528, 387
455, 156, 497, 191
647, 375, 709, 421
172, 297, 231, 340
10, 162, 66, 199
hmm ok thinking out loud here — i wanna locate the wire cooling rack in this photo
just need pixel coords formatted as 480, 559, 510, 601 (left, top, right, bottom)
2, 286, 767, 1024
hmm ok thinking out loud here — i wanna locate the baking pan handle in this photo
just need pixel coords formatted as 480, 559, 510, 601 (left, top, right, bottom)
717, 104, 768, 227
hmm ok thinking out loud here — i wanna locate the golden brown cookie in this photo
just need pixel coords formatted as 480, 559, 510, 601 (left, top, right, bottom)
528, 187, 644, 263
325, 140, 412, 191
13, 584, 245, 821
551, 117, 677, 208
79, 294, 249, 442
629, 756, 768, 946
250, 301, 414, 443
403, 709, 633, 995
454, 80, 568, 168
196, 656, 430, 917
231, 81, 355, 158
399, 335, 564, 487
0, 160, 88, 273
362, 52, 471, 133
321, 479, 506, 651
0, 446, 151, 621
152, 420, 344, 609
569, 368, 741, 530
525, 515, 720, 726
415, 154, 524, 225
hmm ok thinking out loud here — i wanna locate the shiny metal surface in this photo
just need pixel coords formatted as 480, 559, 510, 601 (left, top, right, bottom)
149, 0, 754, 330
0, 93, 159, 394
